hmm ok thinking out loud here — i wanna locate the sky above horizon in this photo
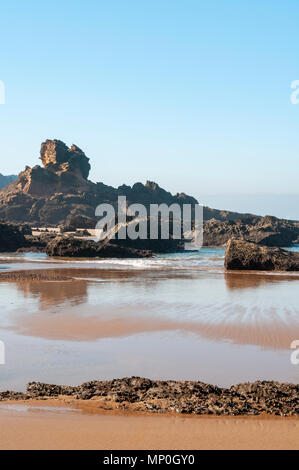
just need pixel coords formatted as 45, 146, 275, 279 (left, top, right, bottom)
0, 1, 299, 218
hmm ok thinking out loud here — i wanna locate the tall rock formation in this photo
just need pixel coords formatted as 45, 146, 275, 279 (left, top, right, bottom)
40, 140, 90, 180
0, 139, 298, 248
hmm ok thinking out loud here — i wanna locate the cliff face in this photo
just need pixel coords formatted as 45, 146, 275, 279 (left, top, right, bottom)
40, 140, 91, 180
8, 140, 92, 198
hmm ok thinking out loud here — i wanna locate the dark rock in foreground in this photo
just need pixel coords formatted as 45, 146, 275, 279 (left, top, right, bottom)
225, 238, 299, 271
46, 236, 152, 258
1, 377, 298, 416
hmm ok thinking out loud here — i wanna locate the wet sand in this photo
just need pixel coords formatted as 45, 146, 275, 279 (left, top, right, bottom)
2, 268, 299, 349
1, 263, 299, 389
0, 250, 299, 391
5, 294, 299, 348
1, 255, 299, 448
0, 401, 298, 450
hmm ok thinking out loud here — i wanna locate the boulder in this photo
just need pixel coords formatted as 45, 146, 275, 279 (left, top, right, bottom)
46, 236, 152, 258
225, 238, 299, 271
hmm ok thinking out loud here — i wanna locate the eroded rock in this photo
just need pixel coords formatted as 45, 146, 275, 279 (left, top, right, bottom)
46, 236, 152, 258
225, 238, 299, 271
204, 216, 299, 247
2, 377, 298, 416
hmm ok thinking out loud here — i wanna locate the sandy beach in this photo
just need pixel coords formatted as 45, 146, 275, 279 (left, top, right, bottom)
0, 400, 299, 450
1, 252, 299, 449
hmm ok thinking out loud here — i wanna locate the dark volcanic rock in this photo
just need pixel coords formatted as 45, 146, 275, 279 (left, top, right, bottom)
46, 236, 152, 258
19, 231, 57, 252
225, 238, 299, 271
0, 220, 27, 252
2, 377, 298, 416
46, 236, 98, 257
204, 216, 299, 247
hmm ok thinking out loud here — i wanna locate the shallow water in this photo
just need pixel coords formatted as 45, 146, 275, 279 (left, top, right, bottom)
0, 248, 299, 391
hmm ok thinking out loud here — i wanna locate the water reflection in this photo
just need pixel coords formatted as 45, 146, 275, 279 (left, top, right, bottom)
1, 265, 299, 390
225, 271, 299, 289
1, 268, 299, 350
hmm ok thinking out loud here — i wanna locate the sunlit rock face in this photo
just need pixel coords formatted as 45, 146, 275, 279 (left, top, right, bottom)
40, 139, 91, 180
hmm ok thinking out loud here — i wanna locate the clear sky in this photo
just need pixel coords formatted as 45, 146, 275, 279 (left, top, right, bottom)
0, 1, 299, 217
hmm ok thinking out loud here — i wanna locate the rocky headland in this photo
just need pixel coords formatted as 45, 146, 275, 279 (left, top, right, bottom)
0, 139, 198, 227
0, 138, 266, 229
0, 139, 298, 251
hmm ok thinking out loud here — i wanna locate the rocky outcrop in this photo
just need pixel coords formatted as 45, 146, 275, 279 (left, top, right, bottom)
204, 216, 299, 247
1, 139, 298, 253
0, 174, 17, 190
1, 377, 298, 416
225, 238, 299, 271
19, 231, 57, 252
40, 139, 91, 180
7, 140, 91, 199
0, 140, 201, 228
63, 213, 96, 231
0, 138, 264, 229
118, 180, 198, 207
46, 236, 152, 258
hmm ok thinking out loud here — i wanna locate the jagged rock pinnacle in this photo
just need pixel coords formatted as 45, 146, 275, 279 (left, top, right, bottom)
40, 139, 91, 180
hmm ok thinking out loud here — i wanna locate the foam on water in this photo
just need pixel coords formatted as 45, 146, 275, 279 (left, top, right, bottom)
0, 247, 226, 271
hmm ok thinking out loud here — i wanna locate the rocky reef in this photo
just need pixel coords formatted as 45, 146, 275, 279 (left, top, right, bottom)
225, 238, 299, 271
1, 377, 298, 416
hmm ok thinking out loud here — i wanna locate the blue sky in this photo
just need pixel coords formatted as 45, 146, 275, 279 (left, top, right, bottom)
0, 1, 299, 217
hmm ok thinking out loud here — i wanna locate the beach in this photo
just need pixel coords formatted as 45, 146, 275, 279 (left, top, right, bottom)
1, 249, 299, 449
1, 400, 299, 450
1, 249, 299, 390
